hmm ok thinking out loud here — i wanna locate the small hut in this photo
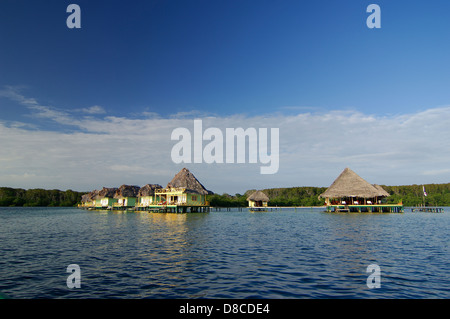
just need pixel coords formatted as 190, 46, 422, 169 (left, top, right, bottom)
81, 189, 99, 208
319, 168, 402, 213
81, 193, 90, 204
137, 184, 163, 207
157, 168, 212, 209
247, 190, 269, 208
95, 187, 118, 209
114, 185, 140, 208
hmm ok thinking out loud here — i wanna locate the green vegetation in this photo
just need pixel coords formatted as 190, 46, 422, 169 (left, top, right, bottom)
261, 187, 328, 207
209, 183, 450, 207
2, 183, 450, 208
382, 184, 450, 206
208, 193, 248, 207
208, 187, 328, 207
0, 187, 85, 207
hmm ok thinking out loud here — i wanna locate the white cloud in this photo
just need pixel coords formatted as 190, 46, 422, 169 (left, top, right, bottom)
26, 104, 76, 126
0, 86, 80, 126
80, 105, 106, 114
0, 85, 39, 106
1, 88, 450, 193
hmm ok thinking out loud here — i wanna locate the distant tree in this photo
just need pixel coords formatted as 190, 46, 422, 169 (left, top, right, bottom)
0, 187, 85, 207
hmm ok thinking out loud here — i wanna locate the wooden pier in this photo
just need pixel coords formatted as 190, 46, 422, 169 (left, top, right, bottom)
411, 207, 444, 213
249, 207, 268, 212
326, 204, 404, 213
134, 204, 210, 213
80, 204, 211, 213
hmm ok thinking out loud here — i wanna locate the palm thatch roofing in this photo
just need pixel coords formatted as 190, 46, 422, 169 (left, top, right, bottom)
166, 168, 213, 195
114, 185, 141, 199
138, 184, 163, 197
373, 184, 390, 197
319, 168, 390, 199
247, 190, 270, 202
95, 187, 117, 199
81, 190, 98, 203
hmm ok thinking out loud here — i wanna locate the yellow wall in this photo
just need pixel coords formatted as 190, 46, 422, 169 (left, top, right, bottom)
248, 200, 268, 207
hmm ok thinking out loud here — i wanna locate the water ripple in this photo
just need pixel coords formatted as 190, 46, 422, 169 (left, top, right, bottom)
0, 207, 449, 298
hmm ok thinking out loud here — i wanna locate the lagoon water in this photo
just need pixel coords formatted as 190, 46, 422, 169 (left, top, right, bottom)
0, 207, 449, 299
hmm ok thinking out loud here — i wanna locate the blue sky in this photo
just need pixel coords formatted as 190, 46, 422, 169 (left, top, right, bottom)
1, 0, 450, 193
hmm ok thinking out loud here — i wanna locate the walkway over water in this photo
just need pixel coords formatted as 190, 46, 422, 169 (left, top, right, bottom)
326, 204, 404, 213
411, 207, 444, 213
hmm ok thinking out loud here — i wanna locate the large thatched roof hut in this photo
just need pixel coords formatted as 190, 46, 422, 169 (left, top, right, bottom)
319, 168, 390, 206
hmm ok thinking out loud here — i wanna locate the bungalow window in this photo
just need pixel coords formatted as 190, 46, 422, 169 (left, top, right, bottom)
192, 196, 197, 201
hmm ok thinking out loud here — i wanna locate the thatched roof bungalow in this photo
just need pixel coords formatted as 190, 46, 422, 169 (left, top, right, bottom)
319, 168, 390, 206
94, 187, 118, 208
138, 184, 163, 197
158, 168, 212, 206
137, 184, 163, 207
166, 167, 212, 195
96, 187, 117, 199
114, 185, 140, 207
81, 189, 99, 207
247, 190, 269, 208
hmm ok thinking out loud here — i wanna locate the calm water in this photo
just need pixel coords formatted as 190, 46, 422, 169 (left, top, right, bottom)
0, 207, 449, 299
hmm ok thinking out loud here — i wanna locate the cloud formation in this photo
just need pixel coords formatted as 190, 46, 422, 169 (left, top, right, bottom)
1, 87, 450, 194
79, 105, 106, 115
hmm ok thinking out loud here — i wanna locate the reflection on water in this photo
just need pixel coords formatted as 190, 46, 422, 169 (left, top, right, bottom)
0, 207, 449, 298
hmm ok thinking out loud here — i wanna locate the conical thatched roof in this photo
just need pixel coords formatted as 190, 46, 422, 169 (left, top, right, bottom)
138, 184, 163, 197
114, 185, 140, 199
166, 168, 212, 195
247, 190, 269, 202
319, 168, 390, 199
95, 187, 117, 199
